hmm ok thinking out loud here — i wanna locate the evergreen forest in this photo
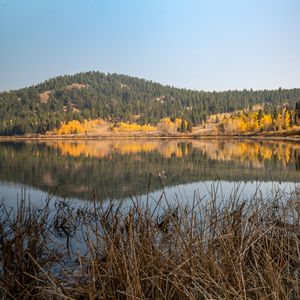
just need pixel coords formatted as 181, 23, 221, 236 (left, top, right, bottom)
1, 71, 300, 135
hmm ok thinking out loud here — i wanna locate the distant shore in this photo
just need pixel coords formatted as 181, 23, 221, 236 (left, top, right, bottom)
1, 130, 300, 142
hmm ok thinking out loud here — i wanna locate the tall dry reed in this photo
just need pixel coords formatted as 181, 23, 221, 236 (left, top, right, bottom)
0, 185, 300, 299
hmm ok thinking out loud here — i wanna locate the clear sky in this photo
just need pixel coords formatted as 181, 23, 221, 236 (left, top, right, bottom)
0, 0, 299, 91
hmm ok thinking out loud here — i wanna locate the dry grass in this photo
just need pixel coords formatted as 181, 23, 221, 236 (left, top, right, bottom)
38, 91, 52, 103
1, 186, 300, 299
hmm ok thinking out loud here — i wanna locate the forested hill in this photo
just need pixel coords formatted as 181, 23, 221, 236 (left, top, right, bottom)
1, 71, 300, 135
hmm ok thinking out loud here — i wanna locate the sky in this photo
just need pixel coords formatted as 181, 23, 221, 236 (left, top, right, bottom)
0, 0, 299, 91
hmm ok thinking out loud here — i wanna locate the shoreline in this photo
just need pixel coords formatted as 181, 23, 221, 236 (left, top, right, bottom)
1, 132, 300, 143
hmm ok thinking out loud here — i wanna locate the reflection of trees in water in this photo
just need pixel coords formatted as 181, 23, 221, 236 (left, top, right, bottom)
296, 152, 300, 171
44, 140, 300, 168
0, 140, 300, 200
25, 139, 297, 176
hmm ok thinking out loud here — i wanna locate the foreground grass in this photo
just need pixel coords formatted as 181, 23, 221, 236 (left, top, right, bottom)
1, 187, 300, 299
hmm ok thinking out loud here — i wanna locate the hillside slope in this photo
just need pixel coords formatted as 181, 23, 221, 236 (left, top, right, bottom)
0, 71, 299, 135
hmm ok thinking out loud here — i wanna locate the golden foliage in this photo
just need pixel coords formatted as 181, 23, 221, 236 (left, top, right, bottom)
174, 118, 182, 128
158, 118, 178, 133
260, 114, 272, 131
216, 107, 296, 133
284, 111, 291, 130
220, 112, 276, 133
112, 122, 157, 132
55, 119, 106, 135
158, 117, 189, 133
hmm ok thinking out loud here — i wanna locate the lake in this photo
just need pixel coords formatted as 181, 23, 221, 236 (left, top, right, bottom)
0, 138, 300, 206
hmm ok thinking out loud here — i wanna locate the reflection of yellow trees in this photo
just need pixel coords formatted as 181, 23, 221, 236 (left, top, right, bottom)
284, 146, 291, 164
113, 142, 157, 154
45, 139, 300, 169
191, 140, 300, 168
48, 142, 111, 158
46, 140, 191, 159
158, 143, 182, 158
261, 147, 273, 160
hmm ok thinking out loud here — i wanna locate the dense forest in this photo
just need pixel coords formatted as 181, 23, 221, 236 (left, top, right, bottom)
1, 71, 300, 135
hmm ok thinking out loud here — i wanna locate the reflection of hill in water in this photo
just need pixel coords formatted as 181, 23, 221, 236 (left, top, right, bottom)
0, 139, 300, 200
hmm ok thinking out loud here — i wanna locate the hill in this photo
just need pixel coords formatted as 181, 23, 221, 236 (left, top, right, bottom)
0, 71, 300, 135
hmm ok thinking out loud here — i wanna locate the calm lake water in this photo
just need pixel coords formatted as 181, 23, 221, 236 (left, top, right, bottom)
0, 139, 300, 206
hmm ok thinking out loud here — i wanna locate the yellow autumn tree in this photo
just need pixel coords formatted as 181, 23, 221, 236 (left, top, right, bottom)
276, 114, 283, 130
112, 122, 157, 132
219, 111, 275, 133
249, 113, 259, 132
260, 114, 272, 131
55, 118, 106, 135
284, 111, 291, 130
57, 120, 85, 135
174, 118, 182, 129
158, 118, 177, 133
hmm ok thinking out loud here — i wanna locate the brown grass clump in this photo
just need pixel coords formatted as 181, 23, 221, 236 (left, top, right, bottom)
0, 194, 66, 299
0, 186, 300, 299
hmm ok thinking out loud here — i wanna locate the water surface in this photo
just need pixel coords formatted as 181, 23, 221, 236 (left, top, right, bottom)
0, 139, 299, 205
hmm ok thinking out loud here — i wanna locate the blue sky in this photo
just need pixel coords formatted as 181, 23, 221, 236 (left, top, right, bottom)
0, 0, 299, 91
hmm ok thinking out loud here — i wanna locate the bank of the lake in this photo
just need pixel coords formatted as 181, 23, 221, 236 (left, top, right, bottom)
1, 131, 300, 143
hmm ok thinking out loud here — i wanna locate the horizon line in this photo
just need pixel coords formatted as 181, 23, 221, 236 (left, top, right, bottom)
1, 70, 299, 94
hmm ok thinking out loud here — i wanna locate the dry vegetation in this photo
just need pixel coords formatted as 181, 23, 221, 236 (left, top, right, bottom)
38, 91, 52, 103
66, 83, 87, 90
1, 185, 300, 299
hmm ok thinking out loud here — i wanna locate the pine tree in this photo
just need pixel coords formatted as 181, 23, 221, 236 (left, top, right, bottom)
187, 120, 193, 132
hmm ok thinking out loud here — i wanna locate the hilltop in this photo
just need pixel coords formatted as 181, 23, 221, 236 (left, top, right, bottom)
0, 71, 300, 135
